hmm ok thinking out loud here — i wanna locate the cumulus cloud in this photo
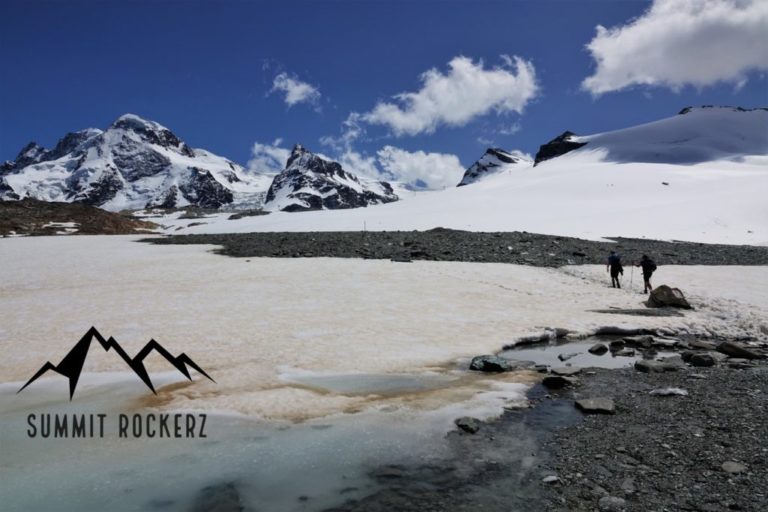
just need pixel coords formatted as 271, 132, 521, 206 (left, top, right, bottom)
582, 0, 768, 95
270, 72, 322, 108
247, 138, 291, 173
360, 55, 538, 136
376, 146, 465, 189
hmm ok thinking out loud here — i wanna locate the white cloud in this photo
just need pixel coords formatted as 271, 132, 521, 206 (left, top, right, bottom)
270, 72, 321, 108
376, 146, 465, 189
336, 149, 383, 181
582, 0, 768, 95
247, 138, 291, 173
361, 55, 538, 136
498, 122, 521, 136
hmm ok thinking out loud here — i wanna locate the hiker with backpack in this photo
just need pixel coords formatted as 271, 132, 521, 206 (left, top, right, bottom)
606, 250, 623, 288
636, 254, 657, 294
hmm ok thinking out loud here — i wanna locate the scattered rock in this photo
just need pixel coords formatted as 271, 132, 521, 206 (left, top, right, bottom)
543, 375, 579, 389
454, 417, 480, 434
614, 348, 636, 357
575, 397, 615, 414
589, 343, 608, 355
609, 340, 626, 352
598, 495, 627, 511
651, 338, 680, 348
646, 285, 692, 309
717, 341, 763, 360
690, 353, 716, 367
649, 387, 688, 397
689, 340, 717, 350
721, 461, 747, 474
469, 355, 512, 372
634, 359, 679, 373
623, 335, 654, 347
551, 367, 581, 376
619, 477, 636, 495
541, 475, 560, 484
558, 352, 580, 362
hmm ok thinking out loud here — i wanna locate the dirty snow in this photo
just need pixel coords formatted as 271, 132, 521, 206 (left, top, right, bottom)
1, 236, 765, 420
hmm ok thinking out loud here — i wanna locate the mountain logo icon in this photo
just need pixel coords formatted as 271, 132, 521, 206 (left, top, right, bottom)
17, 327, 215, 399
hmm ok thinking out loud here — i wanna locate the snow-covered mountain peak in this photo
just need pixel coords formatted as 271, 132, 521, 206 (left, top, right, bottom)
265, 144, 398, 212
111, 113, 169, 133
458, 147, 533, 186
0, 115, 274, 210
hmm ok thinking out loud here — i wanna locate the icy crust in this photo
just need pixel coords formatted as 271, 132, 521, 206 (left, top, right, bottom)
1, 114, 275, 211
1, 236, 766, 421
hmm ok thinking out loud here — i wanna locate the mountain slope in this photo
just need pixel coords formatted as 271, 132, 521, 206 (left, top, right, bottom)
535, 106, 768, 166
158, 107, 768, 245
1, 114, 275, 211
457, 148, 532, 186
265, 144, 398, 212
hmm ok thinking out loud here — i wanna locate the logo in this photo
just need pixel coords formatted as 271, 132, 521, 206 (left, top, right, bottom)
18, 326, 215, 399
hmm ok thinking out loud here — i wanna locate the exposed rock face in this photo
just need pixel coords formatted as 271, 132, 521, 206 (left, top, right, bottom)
457, 148, 532, 186
533, 131, 588, 166
646, 285, 692, 309
0, 114, 274, 210
265, 144, 398, 212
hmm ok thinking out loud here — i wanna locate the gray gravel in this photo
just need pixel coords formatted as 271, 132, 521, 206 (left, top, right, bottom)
142, 229, 768, 267
542, 364, 768, 512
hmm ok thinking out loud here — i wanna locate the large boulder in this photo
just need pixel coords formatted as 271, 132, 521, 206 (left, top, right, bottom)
646, 285, 692, 309
469, 354, 513, 372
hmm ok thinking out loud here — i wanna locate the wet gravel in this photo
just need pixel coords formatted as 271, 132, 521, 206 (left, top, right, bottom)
143, 229, 768, 267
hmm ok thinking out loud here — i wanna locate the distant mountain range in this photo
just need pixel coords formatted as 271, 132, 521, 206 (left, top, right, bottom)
2, 106, 766, 215
0, 115, 395, 212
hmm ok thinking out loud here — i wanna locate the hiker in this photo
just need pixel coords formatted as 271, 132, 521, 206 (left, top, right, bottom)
606, 250, 623, 288
636, 254, 657, 294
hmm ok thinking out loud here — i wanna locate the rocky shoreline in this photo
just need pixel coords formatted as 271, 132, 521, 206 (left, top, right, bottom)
540, 363, 768, 512
316, 334, 768, 512
143, 229, 768, 267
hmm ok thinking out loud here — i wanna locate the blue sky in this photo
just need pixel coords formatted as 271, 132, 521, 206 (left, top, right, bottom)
1, 0, 766, 187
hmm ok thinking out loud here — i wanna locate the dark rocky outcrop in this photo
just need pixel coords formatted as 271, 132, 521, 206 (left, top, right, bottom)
457, 148, 530, 186
179, 168, 234, 209
533, 131, 587, 166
